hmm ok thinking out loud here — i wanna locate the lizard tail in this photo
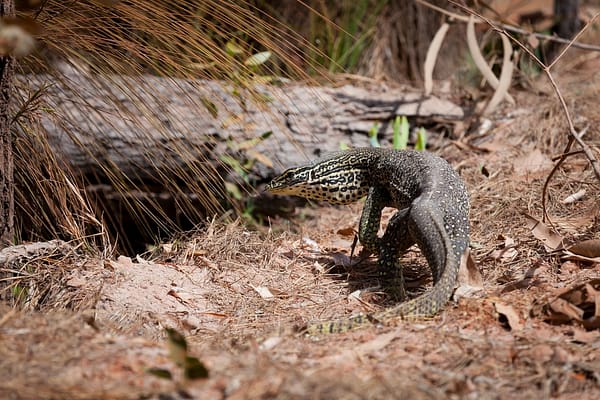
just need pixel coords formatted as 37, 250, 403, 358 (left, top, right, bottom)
375, 201, 464, 321
305, 201, 467, 335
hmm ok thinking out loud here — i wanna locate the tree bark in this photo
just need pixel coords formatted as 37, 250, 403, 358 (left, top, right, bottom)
548, 0, 580, 61
25, 66, 463, 183
0, 0, 15, 247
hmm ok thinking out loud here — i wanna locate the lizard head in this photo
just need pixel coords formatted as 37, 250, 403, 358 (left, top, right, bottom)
266, 158, 369, 205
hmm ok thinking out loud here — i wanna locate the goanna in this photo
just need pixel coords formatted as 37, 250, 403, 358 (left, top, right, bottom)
266, 147, 470, 334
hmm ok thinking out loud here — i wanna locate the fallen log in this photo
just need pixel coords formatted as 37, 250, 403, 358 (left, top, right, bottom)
23, 65, 463, 181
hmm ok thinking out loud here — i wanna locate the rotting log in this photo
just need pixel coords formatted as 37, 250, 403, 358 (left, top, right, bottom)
22, 65, 464, 181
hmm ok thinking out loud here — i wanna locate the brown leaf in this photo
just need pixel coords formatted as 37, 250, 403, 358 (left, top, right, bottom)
560, 261, 580, 275
336, 226, 356, 237
513, 149, 553, 176
494, 302, 524, 331
523, 213, 564, 251
455, 250, 483, 300
585, 283, 600, 318
549, 298, 584, 321
491, 247, 518, 261
568, 239, 600, 258
251, 285, 275, 300
572, 327, 600, 343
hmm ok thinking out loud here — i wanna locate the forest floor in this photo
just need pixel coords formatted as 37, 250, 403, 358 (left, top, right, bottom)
1, 65, 600, 399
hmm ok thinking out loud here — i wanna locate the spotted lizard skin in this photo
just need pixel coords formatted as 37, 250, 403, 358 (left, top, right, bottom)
266, 148, 470, 334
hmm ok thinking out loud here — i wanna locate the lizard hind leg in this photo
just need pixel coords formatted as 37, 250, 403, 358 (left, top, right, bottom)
378, 208, 415, 302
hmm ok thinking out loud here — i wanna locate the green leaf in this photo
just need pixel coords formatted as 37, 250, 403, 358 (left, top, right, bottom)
225, 39, 244, 56
231, 131, 272, 151
244, 51, 271, 67
200, 97, 218, 118
185, 356, 209, 380
146, 367, 173, 380
224, 181, 243, 200
219, 155, 248, 182
339, 142, 350, 150
166, 328, 188, 367
415, 127, 427, 150
368, 122, 380, 148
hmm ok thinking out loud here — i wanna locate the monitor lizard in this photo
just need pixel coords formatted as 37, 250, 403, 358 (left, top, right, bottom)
266, 147, 470, 334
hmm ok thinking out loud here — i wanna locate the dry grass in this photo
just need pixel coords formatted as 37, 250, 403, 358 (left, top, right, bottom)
13, 0, 337, 251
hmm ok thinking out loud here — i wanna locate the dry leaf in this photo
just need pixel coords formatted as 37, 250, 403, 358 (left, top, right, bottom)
424, 22, 449, 96
66, 275, 87, 288
259, 336, 282, 351
459, 250, 482, 286
572, 327, 600, 343
513, 149, 553, 176
302, 237, 320, 252
560, 261, 580, 275
562, 189, 586, 204
503, 236, 516, 248
336, 226, 356, 237
549, 298, 584, 321
484, 32, 514, 115
494, 302, 524, 331
455, 250, 484, 300
331, 252, 352, 267
568, 239, 600, 258
491, 247, 518, 261
252, 285, 274, 300
523, 213, 564, 251
348, 290, 362, 302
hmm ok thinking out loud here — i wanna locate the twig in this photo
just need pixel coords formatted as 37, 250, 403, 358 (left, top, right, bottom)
551, 150, 584, 162
416, 0, 600, 52
447, 1, 600, 222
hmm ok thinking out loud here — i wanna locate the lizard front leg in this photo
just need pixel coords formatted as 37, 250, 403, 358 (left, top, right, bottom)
378, 208, 415, 301
358, 186, 390, 255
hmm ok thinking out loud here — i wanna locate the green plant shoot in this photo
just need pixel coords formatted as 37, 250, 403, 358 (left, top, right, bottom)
368, 122, 381, 148
392, 116, 410, 150
415, 127, 427, 150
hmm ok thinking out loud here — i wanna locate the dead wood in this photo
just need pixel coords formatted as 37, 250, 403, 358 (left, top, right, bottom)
21, 65, 463, 181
